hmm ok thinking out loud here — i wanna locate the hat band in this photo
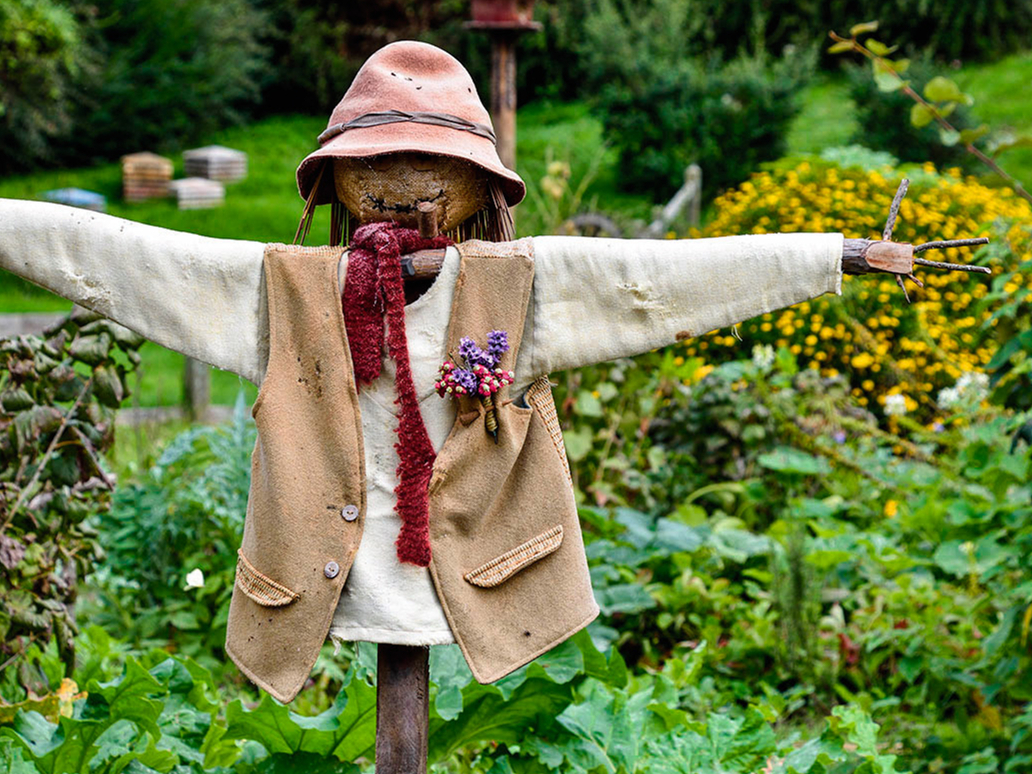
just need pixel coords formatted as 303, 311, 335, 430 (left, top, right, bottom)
317, 110, 497, 146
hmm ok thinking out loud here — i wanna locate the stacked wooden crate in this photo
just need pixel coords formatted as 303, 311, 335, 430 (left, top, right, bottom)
183, 145, 248, 182
168, 178, 225, 210
121, 152, 172, 201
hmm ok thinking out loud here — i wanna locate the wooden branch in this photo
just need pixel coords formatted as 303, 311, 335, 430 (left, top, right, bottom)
913, 256, 992, 273
841, 238, 914, 275
883, 178, 909, 240
400, 248, 446, 278
914, 238, 990, 253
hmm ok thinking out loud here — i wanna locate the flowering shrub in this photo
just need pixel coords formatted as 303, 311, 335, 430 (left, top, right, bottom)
687, 159, 1032, 420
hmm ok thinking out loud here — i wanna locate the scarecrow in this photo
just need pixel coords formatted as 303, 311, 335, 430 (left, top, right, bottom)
0, 41, 989, 707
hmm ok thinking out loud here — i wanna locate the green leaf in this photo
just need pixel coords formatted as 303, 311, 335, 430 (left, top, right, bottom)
428, 676, 576, 763
562, 427, 593, 462
430, 645, 474, 721
248, 752, 359, 773
574, 391, 603, 418
653, 519, 703, 553
555, 681, 645, 773
1, 387, 35, 412
865, 40, 897, 56
92, 365, 125, 408
169, 611, 200, 630
69, 333, 112, 366
827, 41, 853, 54
959, 125, 990, 145
923, 75, 963, 103
939, 127, 961, 146
850, 20, 879, 36
757, 447, 831, 475
225, 669, 377, 764
595, 583, 656, 615
910, 103, 934, 128
874, 71, 904, 92
957, 125, 990, 145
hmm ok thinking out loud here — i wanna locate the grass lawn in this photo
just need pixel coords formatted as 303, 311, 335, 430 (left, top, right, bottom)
785, 75, 859, 154
955, 51, 1032, 189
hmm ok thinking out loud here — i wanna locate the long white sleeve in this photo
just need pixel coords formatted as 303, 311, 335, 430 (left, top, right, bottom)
515, 233, 843, 381
0, 198, 266, 384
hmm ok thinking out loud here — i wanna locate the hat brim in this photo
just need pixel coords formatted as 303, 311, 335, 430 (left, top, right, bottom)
296, 121, 526, 208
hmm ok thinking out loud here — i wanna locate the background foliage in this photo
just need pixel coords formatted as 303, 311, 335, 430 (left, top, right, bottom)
0, 308, 142, 687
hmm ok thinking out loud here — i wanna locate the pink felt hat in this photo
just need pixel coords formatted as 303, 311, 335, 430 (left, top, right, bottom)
296, 40, 526, 207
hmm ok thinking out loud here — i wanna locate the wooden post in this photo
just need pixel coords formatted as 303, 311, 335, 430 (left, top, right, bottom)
376, 644, 430, 774
489, 33, 518, 172
465, 17, 541, 180
182, 357, 210, 421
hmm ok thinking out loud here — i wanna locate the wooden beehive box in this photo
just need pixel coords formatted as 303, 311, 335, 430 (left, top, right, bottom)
183, 145, 248, 182
121, 152, 173, 202
169, 177, 225, 210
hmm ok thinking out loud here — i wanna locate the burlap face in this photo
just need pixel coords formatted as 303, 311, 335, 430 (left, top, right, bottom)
334, 153, 488, 232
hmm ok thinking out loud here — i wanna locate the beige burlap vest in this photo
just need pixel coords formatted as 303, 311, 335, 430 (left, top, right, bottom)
225, 240, 598, 703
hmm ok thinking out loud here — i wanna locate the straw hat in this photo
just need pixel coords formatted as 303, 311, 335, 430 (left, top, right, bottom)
296, 41, 525, 208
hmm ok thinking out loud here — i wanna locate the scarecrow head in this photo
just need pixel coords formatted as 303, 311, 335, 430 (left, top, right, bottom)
295, 41, 525, 243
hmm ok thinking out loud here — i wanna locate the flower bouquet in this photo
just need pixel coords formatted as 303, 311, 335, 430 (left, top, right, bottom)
436, 330, 515, 441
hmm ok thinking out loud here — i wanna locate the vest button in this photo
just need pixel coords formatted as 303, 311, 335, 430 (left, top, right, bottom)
341, 505, 359, 522
324, 561, 340, 579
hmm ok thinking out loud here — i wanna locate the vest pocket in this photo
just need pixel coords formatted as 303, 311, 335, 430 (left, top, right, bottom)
235, 549, 300, 607
464, 525, 564, 588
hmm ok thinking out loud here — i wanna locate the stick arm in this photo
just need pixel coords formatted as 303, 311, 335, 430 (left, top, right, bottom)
0, 198, 267, 384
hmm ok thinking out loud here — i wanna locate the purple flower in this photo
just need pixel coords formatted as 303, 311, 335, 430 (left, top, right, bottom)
452, 368, 478, 395
487, 330, 509, 363
832, 430, 847, 444
459, 336, 496, 370
459, 336, 484, 364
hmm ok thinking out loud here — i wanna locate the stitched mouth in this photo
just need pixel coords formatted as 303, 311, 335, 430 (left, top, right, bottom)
364, 189, 445, 214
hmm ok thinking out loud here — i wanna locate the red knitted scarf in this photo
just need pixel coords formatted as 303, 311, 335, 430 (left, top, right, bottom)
343, 222, 452, 567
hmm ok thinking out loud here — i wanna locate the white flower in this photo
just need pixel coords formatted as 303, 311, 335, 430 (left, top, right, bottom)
184, 569, 205, 589
884, 394, 907, 416
751, 343, 775, 370
937, 386, 960, 409
937, 371, 989, 409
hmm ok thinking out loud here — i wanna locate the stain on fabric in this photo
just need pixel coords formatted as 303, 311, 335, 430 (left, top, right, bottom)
296, 357, 324, 398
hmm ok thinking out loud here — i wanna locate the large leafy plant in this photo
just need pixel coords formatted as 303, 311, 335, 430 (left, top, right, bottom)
0, 624, 908, 773
1, 307, 142, 693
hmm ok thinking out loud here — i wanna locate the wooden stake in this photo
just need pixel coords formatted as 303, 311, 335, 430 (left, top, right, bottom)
489, 33, 517, 172
376, 644, 429, 774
